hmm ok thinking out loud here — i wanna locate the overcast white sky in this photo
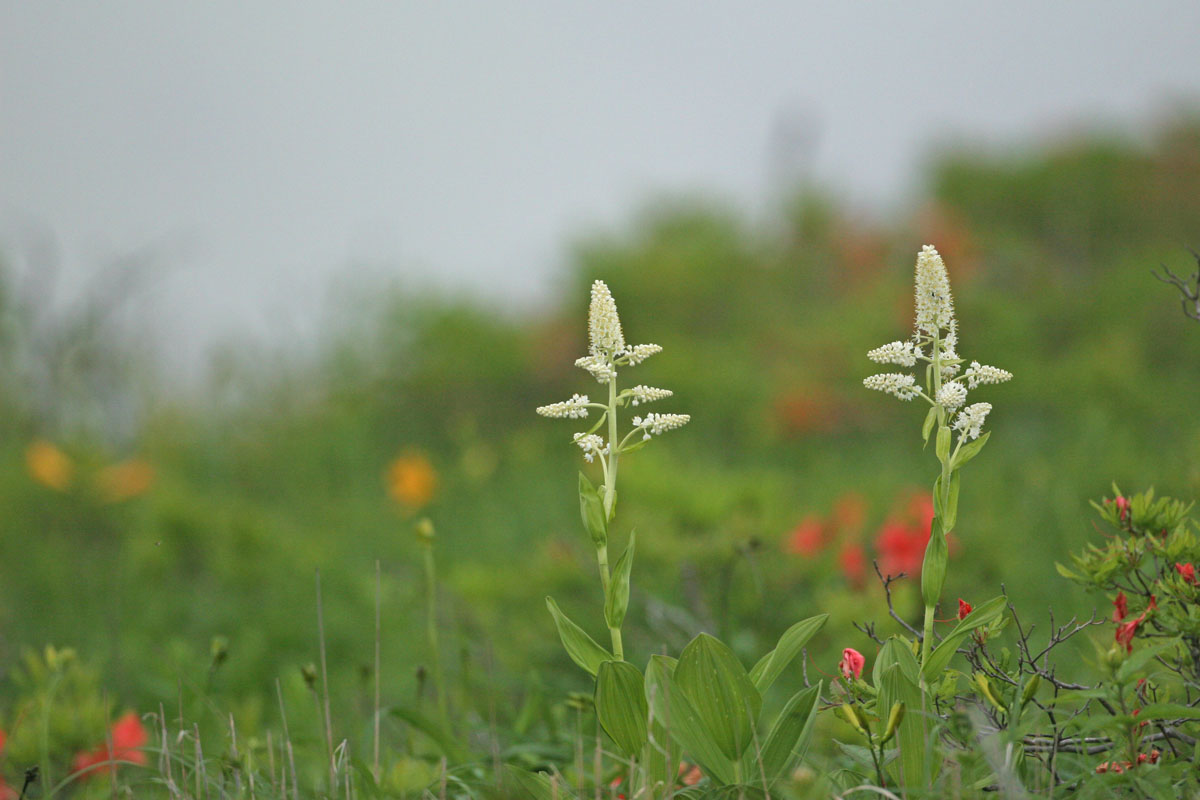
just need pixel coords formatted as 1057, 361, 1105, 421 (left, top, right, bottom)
3, 2, 1200, 373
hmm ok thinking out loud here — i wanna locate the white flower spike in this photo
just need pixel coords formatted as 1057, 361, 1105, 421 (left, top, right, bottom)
953, 403, 992, 441
863, 373, 919, 401
588, 280, 625, 355
536, 394, 590, 419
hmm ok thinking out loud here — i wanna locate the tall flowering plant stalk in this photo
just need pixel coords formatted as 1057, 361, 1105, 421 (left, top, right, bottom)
528, 281, 826, 796
537, 280, 689, 659
863, 245, 1012, 675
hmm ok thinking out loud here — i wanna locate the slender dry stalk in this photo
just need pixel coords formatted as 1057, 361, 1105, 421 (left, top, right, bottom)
229, 713, 243, 795
275, 679, 299, 800
266, 730, 277, 797
374, 559, 382, 784
315, 569, 337, 792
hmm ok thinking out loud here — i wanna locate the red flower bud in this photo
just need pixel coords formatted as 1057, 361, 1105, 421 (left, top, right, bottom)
1115, 495, 1130, 522
1175, 562, 1197, 585
839, 647, 865, 680
957, 599, 972, 620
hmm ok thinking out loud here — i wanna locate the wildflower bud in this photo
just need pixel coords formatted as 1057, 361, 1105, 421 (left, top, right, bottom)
301, 663, 318, 690
1115, 495, 1130, 522
1020, 674, 1041, 708
414, 518, 436, 545
880, 702, 905, 744
1137, 752, 1147, 765
838, 703, 870, 736
1149, 749, 1161, 763
1094, 762, 1108, 774
974, 673, 1007, 712
1112, 591, 1128, 622
936, 382, 967, 410
963, 362, 1013, 389
1175, 562, 1197, 585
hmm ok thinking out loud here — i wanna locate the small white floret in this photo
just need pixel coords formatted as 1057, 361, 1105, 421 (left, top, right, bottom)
629, 385, 673, 406
936, 382, 967, 410
863, 373, 919, 401
536, 393, 590, 419
867, 341, 917, 367
964, 361, 1013, 389
952, 402, 992, 441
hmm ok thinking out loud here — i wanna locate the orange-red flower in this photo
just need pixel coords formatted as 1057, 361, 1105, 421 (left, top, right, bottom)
785, 516, 825, 556
958, 599, 972, 620
1113, 591, 1128, 622
71, 712, 148, 780
26, 440, 74, 491
95, 458, 156, 503
875, 520, 927, 577
839, 648, 865, 680
838, 543, 867, 589
385, 451, 438, 509
1176, 562, 1197, 585
1115, 612, 1147, 654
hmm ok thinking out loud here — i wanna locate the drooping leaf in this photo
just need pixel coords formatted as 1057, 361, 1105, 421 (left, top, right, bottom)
645, 655, 737, 786
920, 523, 948, 609
604, 530, 635, 629
921, 406, 938, 446
545, 596, 613, 677
595, 660, 649, 757
675, 633, 762, 761
748, 614, 828, 695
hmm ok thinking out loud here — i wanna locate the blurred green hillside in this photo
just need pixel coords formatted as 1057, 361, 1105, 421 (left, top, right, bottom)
2, 119, 1200, 744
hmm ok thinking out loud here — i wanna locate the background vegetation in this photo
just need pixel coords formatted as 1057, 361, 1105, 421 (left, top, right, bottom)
1, 118, 1199, 795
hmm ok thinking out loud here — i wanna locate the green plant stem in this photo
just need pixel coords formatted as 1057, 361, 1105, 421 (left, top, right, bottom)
599, 378, 625, 660
422, 542, 449, 727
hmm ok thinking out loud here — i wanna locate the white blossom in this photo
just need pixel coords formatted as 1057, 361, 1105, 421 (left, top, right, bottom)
867, 341, 918, 367
572, 433, 610, 463
575, 354, 617, 384
631, 413, 691, 440
953, 403, 992, 441
964, 361, 1013, 389
863, 373, 919, 401
588, 280, 625, 355
629, 385, 673, 406
936, 382, 967, 409
914, 245, 955, 336
622, 343, 662, 365
536, 393, 590, 419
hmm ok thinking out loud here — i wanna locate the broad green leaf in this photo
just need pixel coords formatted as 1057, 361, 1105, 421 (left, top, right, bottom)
604, 530, 635, 629
749, 683, 821, 787
645, 655, 737, 786
921, 405, 938, 445
389, 706, 470, 763
578, 472, 608, 548
545, 596, 613, 677
749, 614, 829, 694
675, 633, 762, 761
502, 765, 576, 800
921, 596, 1007, 682
595, 660, 649, 757
644, 718, 680, 799
872, 637, 919, 689
878, 664, 924, 789
950, 431, 990, 471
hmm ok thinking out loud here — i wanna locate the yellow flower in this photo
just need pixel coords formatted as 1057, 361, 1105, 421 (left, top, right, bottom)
26, 440, 74, 491
95, 458, 156, 503
386, 451, 438, 509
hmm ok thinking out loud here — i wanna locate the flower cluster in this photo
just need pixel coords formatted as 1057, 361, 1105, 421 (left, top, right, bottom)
863, 245, 1011, 442
538, 280, 689, 463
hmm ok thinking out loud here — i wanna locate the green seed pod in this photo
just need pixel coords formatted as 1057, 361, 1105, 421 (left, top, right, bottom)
881, 702, 906, 744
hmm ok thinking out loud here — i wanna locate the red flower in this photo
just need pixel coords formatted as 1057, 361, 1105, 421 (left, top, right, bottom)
72, 712, 148, 780
839, 648, 865, 680
1175, 562, 1197, 585
958, 599, 972, 620
838, 543, 867, 589
1115, 612, 1147, 654
1112, 591, 1128, 622
785, 516, 825, 557
875, 520, 927, 577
